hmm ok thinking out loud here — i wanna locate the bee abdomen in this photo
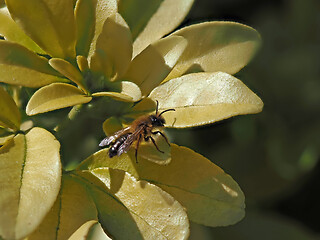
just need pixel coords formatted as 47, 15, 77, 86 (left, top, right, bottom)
109, 133, 130, 158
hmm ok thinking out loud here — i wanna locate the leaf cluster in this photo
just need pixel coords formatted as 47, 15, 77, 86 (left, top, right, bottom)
0, 0, 263, 239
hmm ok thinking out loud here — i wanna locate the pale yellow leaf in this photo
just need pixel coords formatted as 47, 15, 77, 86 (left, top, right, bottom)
6, 0, 76, 58
138, 133, 171, 165
90, 13, 132, 81
28, 174, 98, 240
69, 221, 112, 240
0, 65, 64, 87
87, 0, 118, 60
26, 83, 92, 116
75, 0, 96, 57
0, 127, 61, 239
132, 0, 194, 57
0, 41, 61, 76
120, 81, 141, 101
77, 55, 89, 72
149, 72, 263, 128
0, 86, 20, 130
92, 91, 133, 102
123, 98, 156, 120
102, 117, 123, 136
0, 134, 14, 146
92, 81, 141, 102
77, 168, 189, 239
0, 7, 44, 53
124, 35, 187, 96
49, 58, 87, 93
165, 21, 261, 81
79, 144, 245, 227
0, 41, 62, 87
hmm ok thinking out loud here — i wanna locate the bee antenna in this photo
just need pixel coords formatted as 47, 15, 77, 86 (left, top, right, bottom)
158, 108, 175, 117
155, 100, 159, 115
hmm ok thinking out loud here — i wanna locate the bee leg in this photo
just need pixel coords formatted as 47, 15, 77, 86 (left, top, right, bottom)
135, 134, 142, 163
146, 136, 164, 154
151, 131, 170, 146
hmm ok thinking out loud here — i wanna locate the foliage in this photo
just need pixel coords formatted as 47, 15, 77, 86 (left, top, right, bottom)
0, 0, 263, 239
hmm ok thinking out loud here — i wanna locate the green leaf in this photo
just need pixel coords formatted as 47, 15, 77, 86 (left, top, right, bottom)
77, 168, 189, 239
0, 86, 20, 130
79, 144, 245, 227
69, 221, 112, 240
90, 13, 132, 81
87, 0, 118, 60
124, 35, 187, 97
75, 0, 96, 57
131, 0, 194, 57
165, 21, 261, 81
26, 83, 92, 116
149, 72, 263, 128
0, 127, 61, 239
28, 174, 98, 240
0, 7, 44, 53
6, 0, 76, 58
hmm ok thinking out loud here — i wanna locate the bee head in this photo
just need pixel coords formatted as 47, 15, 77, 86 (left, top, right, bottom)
150, 115, 165, 127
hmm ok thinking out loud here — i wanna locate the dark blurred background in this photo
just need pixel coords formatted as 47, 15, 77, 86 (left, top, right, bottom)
167, 0, 320, 239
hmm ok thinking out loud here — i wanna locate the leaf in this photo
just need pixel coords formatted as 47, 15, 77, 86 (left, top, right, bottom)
49, 58, 87, 93
0, 86, 20, 130
69, 221, 112, 240
149, 72, 263, 128
79, 144, 245, 227
0, 7, 44, 53
92, 81, 141, 102
6, 0, 76, 58
124, 35, 187, 97
118, 0, 162, 41
26, 83, 92, 116
102, 117, 123, 136
90, 13, 132, 81
131, 0, 194, 57
87, 0, 118, 60
165, 21, 261, 81
0, 41, 60, 76
0, 127, 61, 239
123, 98, 156, 120
0, 134, 14, 146
75, 0, 96, 57
77, 168, 189, 239
28, 174, 98, 240
0, 66, 64, 88
0, 40, 63, 87
77, 55, 89, 72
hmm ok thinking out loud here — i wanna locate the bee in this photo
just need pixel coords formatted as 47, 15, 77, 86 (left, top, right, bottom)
99, 101, 175, 162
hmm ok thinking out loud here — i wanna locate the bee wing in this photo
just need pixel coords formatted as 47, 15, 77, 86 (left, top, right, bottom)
117, 125, 144, 156
99, 127, 131, 147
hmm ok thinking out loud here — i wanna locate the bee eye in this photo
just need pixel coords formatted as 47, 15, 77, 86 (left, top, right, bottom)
151, 116, 157, 123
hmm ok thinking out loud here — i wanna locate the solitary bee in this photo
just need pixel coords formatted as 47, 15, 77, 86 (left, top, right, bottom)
99, 101, 175, 162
